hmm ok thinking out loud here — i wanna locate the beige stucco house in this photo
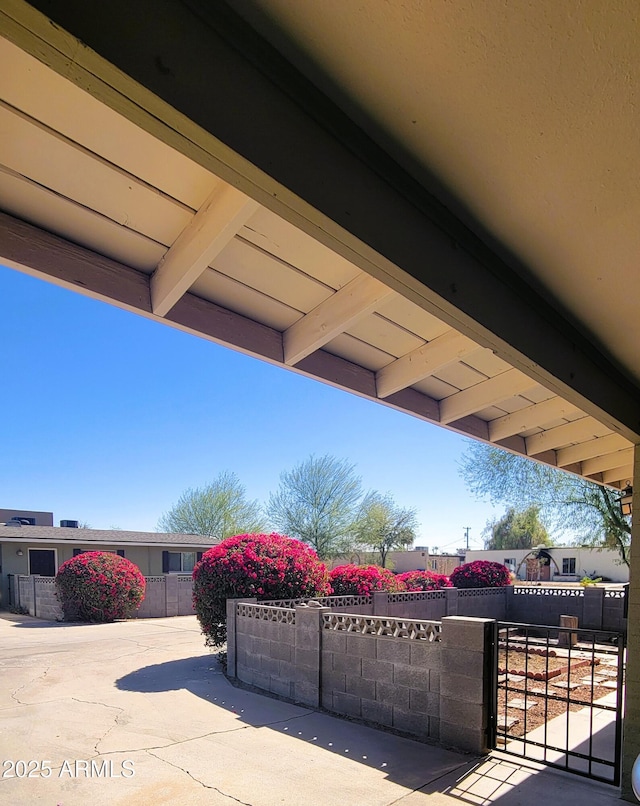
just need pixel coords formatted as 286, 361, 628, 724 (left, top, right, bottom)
0, 523, 216, 609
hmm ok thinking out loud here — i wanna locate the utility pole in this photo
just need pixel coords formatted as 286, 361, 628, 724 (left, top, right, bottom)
463, 526, 471, 551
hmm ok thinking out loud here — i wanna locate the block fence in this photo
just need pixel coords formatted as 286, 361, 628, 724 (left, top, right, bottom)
12, 574, 196, 620
262, 586, 627, 633
227, 598, 494, 754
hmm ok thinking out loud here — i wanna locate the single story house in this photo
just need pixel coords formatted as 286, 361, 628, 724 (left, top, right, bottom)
0, 523, 217, 609
465, 546, 629, 583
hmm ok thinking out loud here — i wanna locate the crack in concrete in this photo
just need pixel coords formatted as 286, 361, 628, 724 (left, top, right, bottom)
146, 749, 254, 804
9, 666, 51, 706
77, 708, 317, 757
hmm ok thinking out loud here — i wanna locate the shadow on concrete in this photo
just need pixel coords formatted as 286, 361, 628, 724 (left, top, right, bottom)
425, 753, 621, 805
115, 655, 623, 803
115, 654, 476, 792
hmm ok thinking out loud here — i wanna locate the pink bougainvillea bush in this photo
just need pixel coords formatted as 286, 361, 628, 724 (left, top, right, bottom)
450, 560, 512, 588
329, 564, 405, 596
193, 533, 331, 647
397, 570, 453, 591
55, 551, 146, 622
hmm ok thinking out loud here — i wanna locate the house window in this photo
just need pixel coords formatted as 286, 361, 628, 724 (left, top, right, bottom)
562, 557, 576, 575
429, 560, 437, 571
28, 549, 56, 576
163, 551, 198, 573
504, 558, 516, 571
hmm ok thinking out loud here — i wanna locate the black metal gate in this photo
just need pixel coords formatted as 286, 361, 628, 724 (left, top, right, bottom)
490, 621, 625, 785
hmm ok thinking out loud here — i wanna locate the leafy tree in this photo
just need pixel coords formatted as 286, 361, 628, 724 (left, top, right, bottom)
352, 492, 417, 567
158, 471, 264, 539
460, 442, 630, 566
483, 505, 553, 550
267, 455, 362, 559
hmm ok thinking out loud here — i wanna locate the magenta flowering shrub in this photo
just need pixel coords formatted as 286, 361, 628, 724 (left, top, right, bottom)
397, 570, 452, 591
193, 533, 331, 647
55, 551, 146, 622
329, 564, 405, 596
450, 560, 512, 588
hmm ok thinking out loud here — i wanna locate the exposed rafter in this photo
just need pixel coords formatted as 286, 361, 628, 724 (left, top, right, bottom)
582, 448, 634, 476
440, 369, 539, 425
375, 329, 479, 399
283, 273, 393, 366
601, 466, 634, 486
489, 397, 582, 443
525, 417, 612, 457
151, 183, 259, 316
556, 433, 631, 468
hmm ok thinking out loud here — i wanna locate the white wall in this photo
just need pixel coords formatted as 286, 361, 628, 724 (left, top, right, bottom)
465, 547, 628, 582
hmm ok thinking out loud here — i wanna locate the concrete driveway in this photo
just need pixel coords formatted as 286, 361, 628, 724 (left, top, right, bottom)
0, 613, 624, 805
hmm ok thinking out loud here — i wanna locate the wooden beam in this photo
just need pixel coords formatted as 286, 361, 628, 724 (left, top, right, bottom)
0, 211, 151, 312
557, 433, 632, 467
151, 183, 259, 316
525, 417, 611, 456
601, 466, 634, 486
439, 369, 539, 425
375, 329, 479, 399
582, 448, 634, 476
16, 0, 640, 440
489, 397, 582, 442
283, 273, 393, 365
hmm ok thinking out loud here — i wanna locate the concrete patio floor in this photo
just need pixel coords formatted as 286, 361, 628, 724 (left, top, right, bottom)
0, 613, 625, 805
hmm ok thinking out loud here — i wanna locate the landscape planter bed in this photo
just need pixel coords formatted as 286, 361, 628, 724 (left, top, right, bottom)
498, 644, 599, 681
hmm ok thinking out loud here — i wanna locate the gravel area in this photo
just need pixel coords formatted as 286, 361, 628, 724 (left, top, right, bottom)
496, 649, 623, 738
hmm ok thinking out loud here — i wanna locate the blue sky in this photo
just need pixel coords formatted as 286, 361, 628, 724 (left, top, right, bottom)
1, 265, 502, 550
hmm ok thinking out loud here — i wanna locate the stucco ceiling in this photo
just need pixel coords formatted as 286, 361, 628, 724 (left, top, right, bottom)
231, 0, 640, 384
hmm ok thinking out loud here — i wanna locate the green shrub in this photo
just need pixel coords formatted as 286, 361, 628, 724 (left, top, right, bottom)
55, 551, 146, 622
193, 533, 330, 647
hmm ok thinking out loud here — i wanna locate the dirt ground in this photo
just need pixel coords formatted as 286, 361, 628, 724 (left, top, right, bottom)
496, 644, 623, 738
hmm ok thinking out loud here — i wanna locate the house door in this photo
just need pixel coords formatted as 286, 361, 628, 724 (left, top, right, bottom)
28, 549, 56, 576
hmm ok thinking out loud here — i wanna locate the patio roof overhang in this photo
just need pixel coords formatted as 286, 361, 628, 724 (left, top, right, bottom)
1, 0, 640, 493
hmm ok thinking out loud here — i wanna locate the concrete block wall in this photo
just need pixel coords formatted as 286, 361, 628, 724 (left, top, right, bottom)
135, 577, 166, 617
457, 588, 508, 619
373, 588, 506, 621
18, 575, 34, 614
507, 586, 626, 632
439, 617, 493, 753
33, 577, 63, 620
229, 599, 492, 754
321, 622, 442, 742
178, 575, 196, 614
230, 600, 299, 700
16, 574, 198, 620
